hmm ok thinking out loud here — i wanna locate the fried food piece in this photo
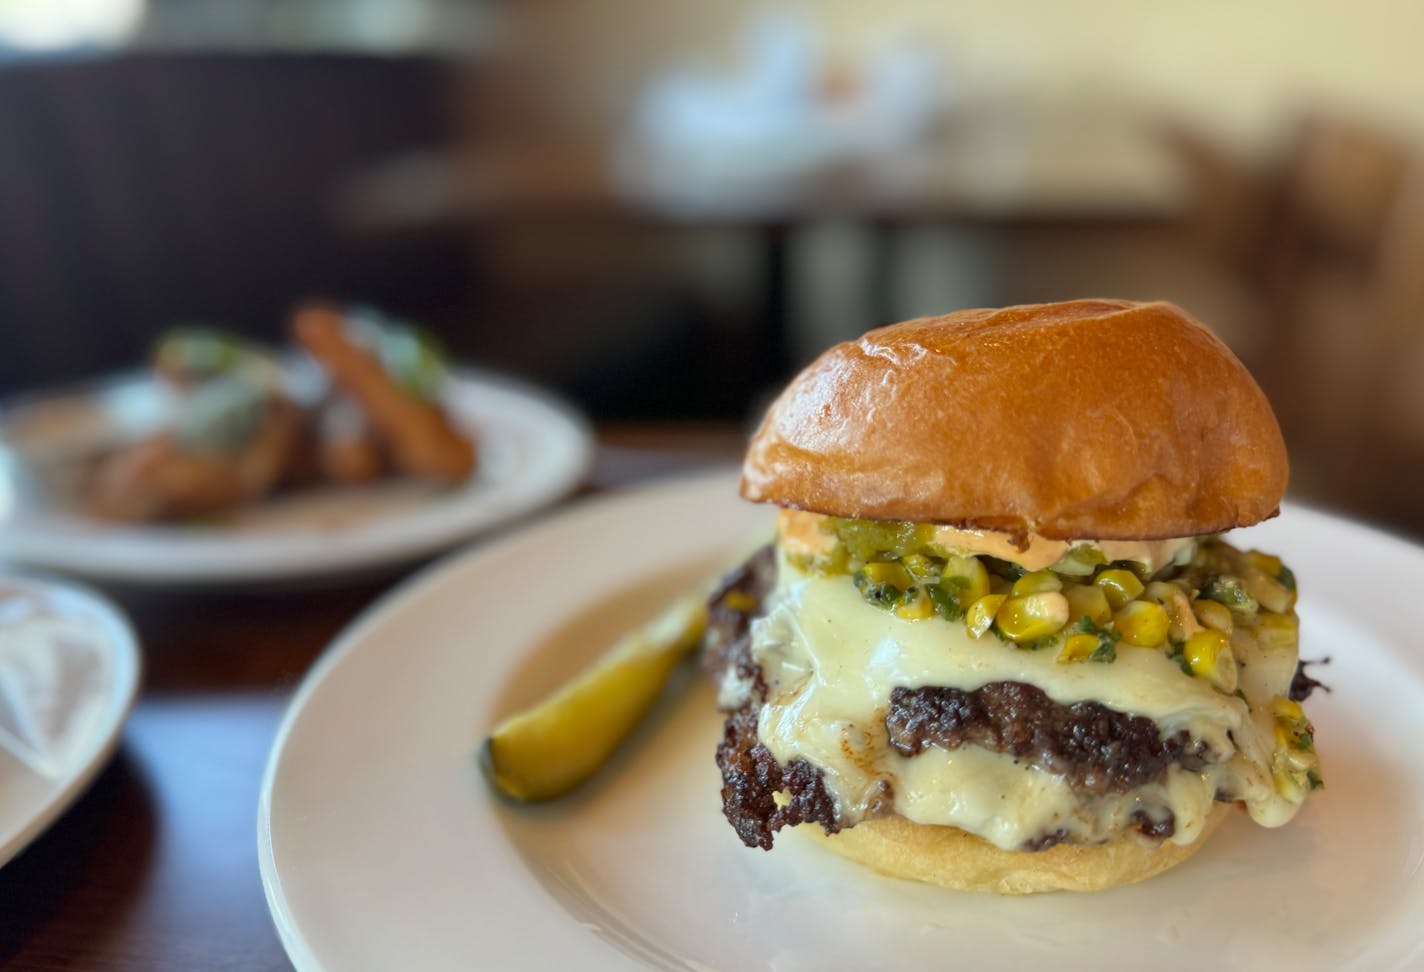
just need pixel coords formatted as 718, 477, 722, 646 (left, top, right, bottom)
317, 395, 389, 486
89, 394, 300, 522
293, 304, 476, 484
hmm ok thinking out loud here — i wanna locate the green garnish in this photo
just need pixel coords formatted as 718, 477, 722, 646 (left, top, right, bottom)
1166, 641, 1194, 677
853, 570, 904, 610
346, 307, 451, 401
1277, 566, 1297, 593
927, 582, 966, 622
981, 556, 1027, 581
1073, 616, 1120, 663
1202, 575, 1257, 612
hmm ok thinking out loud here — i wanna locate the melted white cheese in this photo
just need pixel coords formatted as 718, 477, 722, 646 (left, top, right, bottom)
739, 550, 1303, 851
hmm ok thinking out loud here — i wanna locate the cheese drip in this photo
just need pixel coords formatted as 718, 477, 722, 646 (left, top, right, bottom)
742, 550, 1303, 852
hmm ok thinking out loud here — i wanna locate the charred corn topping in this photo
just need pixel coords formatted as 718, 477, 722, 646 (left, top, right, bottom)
779, 512, 1303, 700
746, 513, 1322, 852
1270, 695, 1323, 799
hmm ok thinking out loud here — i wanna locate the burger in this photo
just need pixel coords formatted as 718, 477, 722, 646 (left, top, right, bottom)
704, 299, 1323, 894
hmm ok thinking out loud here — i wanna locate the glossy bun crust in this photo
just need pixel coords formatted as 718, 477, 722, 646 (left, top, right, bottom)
741, 300, 1287, 540
801, 803, 1232, 894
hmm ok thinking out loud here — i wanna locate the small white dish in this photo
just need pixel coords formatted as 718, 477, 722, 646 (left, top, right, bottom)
258, 471, 1424, 971
0, 574, 141, 868
0, 369, 593, 585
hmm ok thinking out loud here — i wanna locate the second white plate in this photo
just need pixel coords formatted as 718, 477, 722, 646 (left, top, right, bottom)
259, 472, 1424, 971
0, 369, 593, 585
0, 574, 141, 868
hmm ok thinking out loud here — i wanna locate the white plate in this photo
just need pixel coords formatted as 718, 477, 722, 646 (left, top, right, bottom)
0, 369, 593, 585
259, 471, 1424, 972
0, 574, 141, 868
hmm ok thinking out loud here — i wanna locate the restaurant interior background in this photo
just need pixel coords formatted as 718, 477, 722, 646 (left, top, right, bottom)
3, 0, 1424, 538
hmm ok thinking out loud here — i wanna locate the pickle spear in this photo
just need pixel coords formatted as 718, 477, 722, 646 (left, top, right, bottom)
479, 589, 710, 801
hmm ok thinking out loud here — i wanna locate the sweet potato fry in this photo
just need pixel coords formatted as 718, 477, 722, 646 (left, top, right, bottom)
293, 304, 476, 484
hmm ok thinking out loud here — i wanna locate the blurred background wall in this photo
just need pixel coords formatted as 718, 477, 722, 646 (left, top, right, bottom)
514, 1, 1424, 150
2, 0, 1423, 537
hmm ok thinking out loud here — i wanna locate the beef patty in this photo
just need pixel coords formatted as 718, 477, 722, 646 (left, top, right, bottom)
885, 683, 1217, 798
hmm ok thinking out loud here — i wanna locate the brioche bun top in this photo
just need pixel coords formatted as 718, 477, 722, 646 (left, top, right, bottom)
740, 299, 1287, 540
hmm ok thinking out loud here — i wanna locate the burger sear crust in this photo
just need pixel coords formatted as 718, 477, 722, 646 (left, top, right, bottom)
739, 300, 1289, 541
885, 684, 1216, 799
716, 705, 842, 850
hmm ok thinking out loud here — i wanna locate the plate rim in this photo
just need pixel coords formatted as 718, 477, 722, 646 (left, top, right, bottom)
0, 368, 595, 585
257, 468, 743, 972
256, 475, 1424, 970
0, 572, 143, 869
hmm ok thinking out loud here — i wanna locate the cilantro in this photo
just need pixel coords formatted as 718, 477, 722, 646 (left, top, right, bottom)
1074, 616, 1120, 663
1020, 636, 1060, 652
927, 582, 966, 622
1202, 576, 1257, 612
853, 571, 903, 610
1166, 641, 1194, 677
981, 556, 1027, 581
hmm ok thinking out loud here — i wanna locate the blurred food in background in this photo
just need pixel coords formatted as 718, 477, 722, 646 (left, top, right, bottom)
63, 306, 475, 523
2, 1, 1423, 539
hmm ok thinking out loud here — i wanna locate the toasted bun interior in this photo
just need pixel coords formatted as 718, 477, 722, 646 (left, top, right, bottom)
799, 803, 1233, 894
741, 299, 1287, 540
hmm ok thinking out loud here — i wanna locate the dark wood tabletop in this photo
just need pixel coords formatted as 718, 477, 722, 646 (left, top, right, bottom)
0, 424, 746, 971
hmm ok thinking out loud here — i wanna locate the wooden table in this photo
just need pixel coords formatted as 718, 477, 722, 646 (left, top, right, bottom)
0, 425, 745, 971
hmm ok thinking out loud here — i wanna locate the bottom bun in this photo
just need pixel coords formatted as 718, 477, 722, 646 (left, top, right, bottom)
799, 803, 1233, 895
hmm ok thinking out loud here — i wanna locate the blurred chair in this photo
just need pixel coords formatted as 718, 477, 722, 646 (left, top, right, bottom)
1349, 161, 1424, 532
1251, 117, 1421, 530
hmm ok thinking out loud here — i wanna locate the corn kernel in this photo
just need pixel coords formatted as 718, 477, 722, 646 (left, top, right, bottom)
1063, 584, 1112, 626
1011, 570, 1062, 596
862, 561, 913, 590
1273, 767, 1306, 803
1145, 581, 1199, 642
1114, 600, 1170, 647
900, 553, 939, 582
965, 594, 1006, 639
1057, 632, 1101, 664
1254, 612, 1299, 651
1192, 598, 1234, 635
894, 589, 934, 620
1244, 550, 1284, 577
1184, 629, 1237, 692
1272, 696, 1305, 722
941, 555, 990, 606
1094, 569, 1144, 609
996, 592, 1070, 643
1241, 567, 1295, 614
